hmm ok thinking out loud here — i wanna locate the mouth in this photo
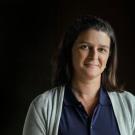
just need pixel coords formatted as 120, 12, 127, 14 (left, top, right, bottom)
84, 63, 99, 67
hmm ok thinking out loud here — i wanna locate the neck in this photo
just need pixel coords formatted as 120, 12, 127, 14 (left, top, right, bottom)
71, 76, 101, 99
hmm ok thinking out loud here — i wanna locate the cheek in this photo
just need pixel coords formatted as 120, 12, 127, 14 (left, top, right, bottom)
72, 50, 78, 66
72, 49, 80, 60
75, 52, 87, 66
102, 56, 109, 67
72, 51, 84, 70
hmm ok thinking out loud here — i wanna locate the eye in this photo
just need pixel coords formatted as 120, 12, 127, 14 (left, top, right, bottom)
98, 48, 107, 53
80, 44, 89, 50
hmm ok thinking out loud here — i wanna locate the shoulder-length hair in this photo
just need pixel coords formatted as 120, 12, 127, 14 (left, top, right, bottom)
52, 15, 123, 91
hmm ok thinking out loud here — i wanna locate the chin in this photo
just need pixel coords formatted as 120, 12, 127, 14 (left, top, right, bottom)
84, 72, 101, 80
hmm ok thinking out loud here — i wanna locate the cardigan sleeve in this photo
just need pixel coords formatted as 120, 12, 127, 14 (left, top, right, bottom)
125, 92, 135, 135
133, 121, 135, 135
23, 101, 46, 135
132, 97, 135, 135
22, 86, 65, 135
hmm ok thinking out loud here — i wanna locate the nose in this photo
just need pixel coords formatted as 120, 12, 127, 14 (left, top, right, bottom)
88, 48, 98, 60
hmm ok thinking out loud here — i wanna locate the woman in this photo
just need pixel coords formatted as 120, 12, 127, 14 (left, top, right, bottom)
23, 15, 135, 135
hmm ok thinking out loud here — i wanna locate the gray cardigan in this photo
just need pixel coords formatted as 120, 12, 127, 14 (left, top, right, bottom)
23, 86, 135, 135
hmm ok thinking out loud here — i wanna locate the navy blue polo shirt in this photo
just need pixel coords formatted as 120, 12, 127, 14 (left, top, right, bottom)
58, 85, 120, 135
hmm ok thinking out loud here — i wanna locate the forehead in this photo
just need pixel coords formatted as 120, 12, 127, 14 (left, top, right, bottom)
74, 29, 111, 47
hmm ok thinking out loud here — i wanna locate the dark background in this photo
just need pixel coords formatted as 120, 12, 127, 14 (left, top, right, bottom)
1, 0, 135, 135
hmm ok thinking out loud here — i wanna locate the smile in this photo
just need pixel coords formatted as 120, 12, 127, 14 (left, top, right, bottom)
84, 63, 99, 67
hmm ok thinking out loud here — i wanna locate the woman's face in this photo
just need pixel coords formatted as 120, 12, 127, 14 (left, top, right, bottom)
72, 29, 110, 81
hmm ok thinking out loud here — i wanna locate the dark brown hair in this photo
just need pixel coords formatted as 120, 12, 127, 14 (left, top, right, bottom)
52, 15, 123, 91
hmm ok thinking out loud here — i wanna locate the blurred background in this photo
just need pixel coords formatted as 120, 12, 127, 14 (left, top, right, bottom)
1, 0, 135, 134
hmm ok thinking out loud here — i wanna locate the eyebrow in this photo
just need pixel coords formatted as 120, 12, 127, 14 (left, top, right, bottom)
79, 41, 110, 49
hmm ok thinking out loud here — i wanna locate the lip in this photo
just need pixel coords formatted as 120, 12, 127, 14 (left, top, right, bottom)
84, 63, 99, 67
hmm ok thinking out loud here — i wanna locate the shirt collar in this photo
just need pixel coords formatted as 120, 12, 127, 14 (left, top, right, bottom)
64, 85, 80, 106
99, 87, 112, 106
63, 85, 111, 106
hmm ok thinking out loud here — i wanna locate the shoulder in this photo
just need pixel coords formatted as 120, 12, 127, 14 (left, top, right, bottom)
108, 90, 135, 113
121, 90, 135, 101
108, 90, 135, 102
118, 90, 135, 108
23, 85, 65, 134
108, 90, 135, 130
31, 86, 65, 109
